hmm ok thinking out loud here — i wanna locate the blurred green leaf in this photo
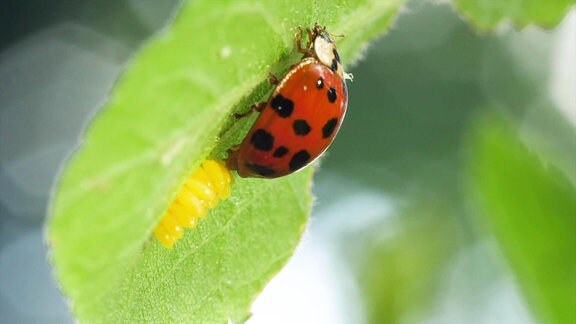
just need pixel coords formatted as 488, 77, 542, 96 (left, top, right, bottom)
454, 0, 575, 30
48, 0, 405, 322
470, 114, 576, 324
355, 200, 460, 324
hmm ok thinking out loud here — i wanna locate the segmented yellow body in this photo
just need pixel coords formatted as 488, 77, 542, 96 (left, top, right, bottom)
154, 159, 233, 248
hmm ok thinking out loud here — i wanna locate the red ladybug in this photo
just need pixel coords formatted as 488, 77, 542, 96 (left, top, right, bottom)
227, 24, 352, 178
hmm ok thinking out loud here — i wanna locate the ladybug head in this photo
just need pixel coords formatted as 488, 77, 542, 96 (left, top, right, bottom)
310, 24, 352, 81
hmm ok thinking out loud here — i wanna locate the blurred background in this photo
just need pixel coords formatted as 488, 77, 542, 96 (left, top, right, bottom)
1, 1, 574, 323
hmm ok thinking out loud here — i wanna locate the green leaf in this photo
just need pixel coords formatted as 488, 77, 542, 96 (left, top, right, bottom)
48, 0, 405, 322
356, 200, 460, 324
469, 114, 576, 324
453, 0, 575, 30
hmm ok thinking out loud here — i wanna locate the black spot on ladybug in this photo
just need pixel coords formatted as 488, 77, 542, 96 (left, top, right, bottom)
333, 49, 341, 63
316, 77, 324, 89
289, 150, 311, 172
245, 163, 275, 177
330, 59, 338, 73
322, 118, 338, 138
273, 146, 289, 158
321, 33, 332, 43
251, 129, 274, 151
270, 94, 294, 118
327, 88, 337, 103
293, 119, 311, 136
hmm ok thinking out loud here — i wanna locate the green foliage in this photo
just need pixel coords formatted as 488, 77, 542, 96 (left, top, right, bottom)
357, 201, 460, 324
48, 0, 405, 322
469, 115, 576, 324
454, 0, 575, 29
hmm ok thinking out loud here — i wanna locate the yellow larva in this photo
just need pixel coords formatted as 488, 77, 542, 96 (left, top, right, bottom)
154, 159, 234, 248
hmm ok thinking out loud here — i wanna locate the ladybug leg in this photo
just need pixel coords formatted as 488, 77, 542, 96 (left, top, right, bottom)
225, 147, 240, 171
306, 27, 315, 46
296, 27, 314, 53
268, 73, 279, 85
234, 73, 275, 118
251, 101, 266, 112
295, 26, 307, 54
233, 101, 266, 119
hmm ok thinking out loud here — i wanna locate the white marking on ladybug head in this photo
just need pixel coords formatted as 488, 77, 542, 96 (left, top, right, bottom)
313, 33, 345, 79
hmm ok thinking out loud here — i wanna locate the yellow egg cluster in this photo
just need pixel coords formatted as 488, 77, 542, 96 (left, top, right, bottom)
154, 159, 233, 248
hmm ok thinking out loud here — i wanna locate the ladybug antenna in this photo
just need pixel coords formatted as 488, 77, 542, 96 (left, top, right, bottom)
329, 31, 345, 39
344, 72, 354, 82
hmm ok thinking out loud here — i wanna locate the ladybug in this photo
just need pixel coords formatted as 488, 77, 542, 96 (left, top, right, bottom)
226, 24, 352, 178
